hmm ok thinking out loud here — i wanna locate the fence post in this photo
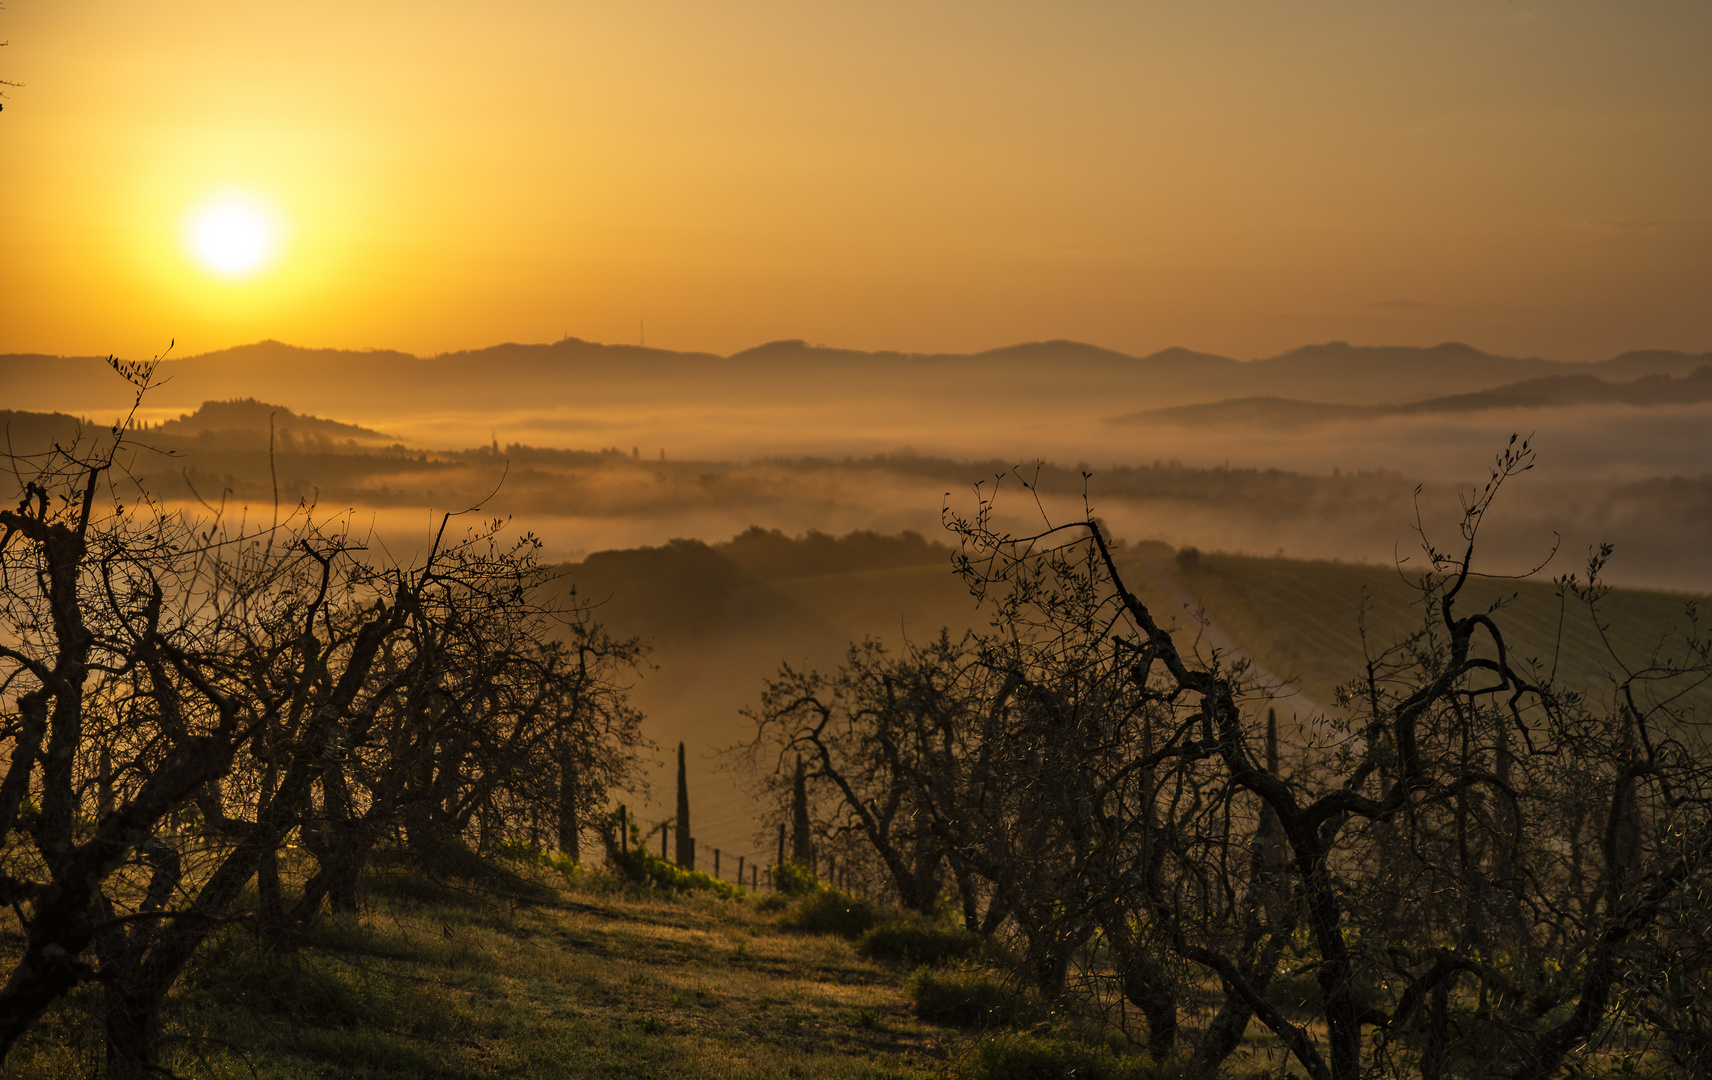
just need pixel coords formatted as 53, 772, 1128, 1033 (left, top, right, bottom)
714, 848, 721, 878
661, 823, 668, 860
618, 804, 628, 855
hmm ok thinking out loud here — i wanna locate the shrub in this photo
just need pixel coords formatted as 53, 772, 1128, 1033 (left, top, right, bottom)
772, 860, 820, 897
615, 848, 739, 898
541, 851, 582, 881
909, 969, 1033, 1028
646, 860, 742, 898
601, 821, 740, 898
857, 919, 982, 966
782, 889, 879, 939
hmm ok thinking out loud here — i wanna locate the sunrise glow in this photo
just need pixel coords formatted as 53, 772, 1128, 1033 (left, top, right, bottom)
186, 196, 280, 279
0, 2, 1707, 361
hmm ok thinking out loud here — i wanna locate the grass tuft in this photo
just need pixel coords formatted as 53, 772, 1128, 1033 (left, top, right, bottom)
908, 968, 1036, 1028
857, 918, 983, 966
952, 1033, 1175, 1080
781, 889, 880, 939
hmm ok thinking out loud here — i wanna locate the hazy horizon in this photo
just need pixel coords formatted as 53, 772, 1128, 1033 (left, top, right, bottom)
4, 2, 1710, 363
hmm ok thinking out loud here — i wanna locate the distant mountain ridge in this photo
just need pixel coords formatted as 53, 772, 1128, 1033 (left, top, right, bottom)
5, 337, 1709, 425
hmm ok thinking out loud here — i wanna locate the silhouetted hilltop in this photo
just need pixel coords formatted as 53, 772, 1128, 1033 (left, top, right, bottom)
555, 537, 842, 649
1406, 365, 1712, 412
156, 398, 399, 445
725, 339, 887, 364
716, 526, 951, 581
1111, 397, 1375, 429
181, 339, 421, 369
1256, 341, 1555, 385
1115, 365, 1712, 427
0, 409, 99, 455
1594, 349, 1712, 380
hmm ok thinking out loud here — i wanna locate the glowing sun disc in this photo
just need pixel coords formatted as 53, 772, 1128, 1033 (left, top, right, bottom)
187, 199, 279, 277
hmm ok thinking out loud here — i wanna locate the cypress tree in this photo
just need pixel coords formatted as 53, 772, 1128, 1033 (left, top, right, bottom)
675, 741, 694, 869
791, 754, 813, 865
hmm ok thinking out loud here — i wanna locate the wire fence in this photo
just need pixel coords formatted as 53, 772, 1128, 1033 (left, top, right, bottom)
603, 808, 860, 896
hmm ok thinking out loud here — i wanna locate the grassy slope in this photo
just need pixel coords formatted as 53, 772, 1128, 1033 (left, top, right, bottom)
562, 536, 1707, 875
599, 544, 1698, 866
4, 864, 950, 1080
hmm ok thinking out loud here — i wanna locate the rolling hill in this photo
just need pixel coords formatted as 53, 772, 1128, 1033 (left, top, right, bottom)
1114, 365, 1712, 428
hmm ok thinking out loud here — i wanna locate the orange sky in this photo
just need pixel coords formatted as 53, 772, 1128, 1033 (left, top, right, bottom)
1, 1, 1708, 363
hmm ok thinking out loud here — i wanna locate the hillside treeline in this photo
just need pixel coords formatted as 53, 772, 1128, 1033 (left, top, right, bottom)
748, 444, 1712, 1080
0, 366, 647, 1073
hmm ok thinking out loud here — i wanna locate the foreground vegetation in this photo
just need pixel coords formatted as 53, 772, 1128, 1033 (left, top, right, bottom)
1, 857, 931, 1079
1, 853, 1205, 1080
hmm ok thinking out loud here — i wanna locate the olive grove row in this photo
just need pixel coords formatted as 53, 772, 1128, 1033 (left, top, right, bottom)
748, 444, 1712, 1080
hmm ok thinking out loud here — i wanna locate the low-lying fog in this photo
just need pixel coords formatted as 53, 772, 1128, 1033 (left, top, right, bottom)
144, 438, 1707, 594
323, 399, 1712, 485
9, 339, 1710, 591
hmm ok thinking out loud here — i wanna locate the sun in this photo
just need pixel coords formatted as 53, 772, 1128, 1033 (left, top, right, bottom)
185, 195, 281, 278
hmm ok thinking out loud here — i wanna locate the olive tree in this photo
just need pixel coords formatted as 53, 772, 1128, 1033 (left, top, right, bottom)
0, 362, 648, 1073
942, 442, 1712, 1080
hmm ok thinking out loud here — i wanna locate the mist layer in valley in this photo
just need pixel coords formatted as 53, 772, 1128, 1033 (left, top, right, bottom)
10, 338, 1712, 482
